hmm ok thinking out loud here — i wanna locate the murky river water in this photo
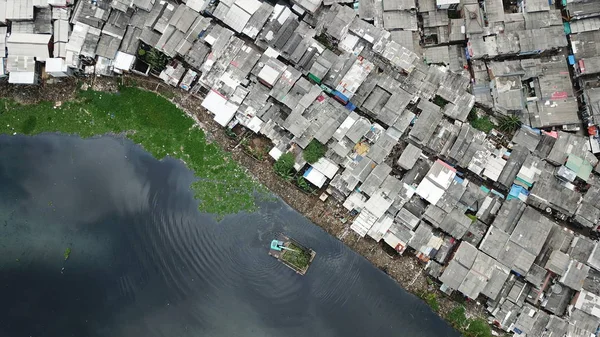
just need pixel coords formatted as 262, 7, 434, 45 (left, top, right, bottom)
0, 134, 459, 337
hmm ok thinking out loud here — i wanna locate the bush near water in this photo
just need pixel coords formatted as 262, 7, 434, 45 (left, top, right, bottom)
0, 87, 263, 217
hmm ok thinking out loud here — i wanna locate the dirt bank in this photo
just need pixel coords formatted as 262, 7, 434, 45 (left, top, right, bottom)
0, 75, 499, 334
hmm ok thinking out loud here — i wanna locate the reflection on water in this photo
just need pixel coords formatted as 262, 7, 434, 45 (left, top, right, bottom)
0, 134, 459, 337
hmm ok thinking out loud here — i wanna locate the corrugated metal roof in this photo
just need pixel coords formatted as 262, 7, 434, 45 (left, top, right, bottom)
7, 55, 36, 84
132, 0, 153, 11
96, 34, 121, 59
383, 10, 418, 30
224, 4, 252, 33
383, 0, 415, 11
7, 33, 51, 59
0, 0, 6, 24
202, 89, 239, 126
335, 57, 374, 99
0, 27, 6, 58
6, 0, 34, 21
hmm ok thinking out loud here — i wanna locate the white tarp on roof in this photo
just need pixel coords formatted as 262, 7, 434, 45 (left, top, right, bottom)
416, 178, 446, 205
269, 147, 283, 160
46, 57, 68, 74
246, 116, 263, 133
201, 89, 239, 127
311, 157, 339, 179
303, 166, 327, 188
113, 52, 136, 72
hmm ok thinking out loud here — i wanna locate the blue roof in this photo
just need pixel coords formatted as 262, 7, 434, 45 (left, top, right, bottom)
271, 240, 283, 251
303, 167, 313, 178
508, 184, 529, 200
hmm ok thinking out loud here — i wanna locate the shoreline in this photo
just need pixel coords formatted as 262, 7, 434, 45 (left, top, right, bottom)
116, 75, 495, 334
0, 76, 496, 336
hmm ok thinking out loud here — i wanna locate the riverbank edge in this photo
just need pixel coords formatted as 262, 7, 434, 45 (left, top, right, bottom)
0, 76, 500, 336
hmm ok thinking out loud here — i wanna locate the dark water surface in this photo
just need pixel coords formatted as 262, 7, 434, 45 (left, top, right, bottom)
0, 134, 459, 337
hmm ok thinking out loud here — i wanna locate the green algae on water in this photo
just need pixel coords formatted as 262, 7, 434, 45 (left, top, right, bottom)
0, 87, 265, 217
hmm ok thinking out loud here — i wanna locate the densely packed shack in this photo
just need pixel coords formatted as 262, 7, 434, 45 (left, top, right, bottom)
3, 0, 600, 334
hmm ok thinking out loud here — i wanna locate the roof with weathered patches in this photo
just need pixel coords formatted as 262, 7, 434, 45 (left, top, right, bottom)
524, 0, 549, 12
480, 226, 510, 260
561, 260, 591, 291
440, 259, 470, 290
528, 163, 584, 216
492, 198, 526, 234
569, 235, 596, 263
409, 100, 442, 145
360, 163, 392, 196
545, 250, 570, 276
510, 207, 554, 256
398, 143, 422, 170
497, 145, 529, 189
383, 10, 418, 30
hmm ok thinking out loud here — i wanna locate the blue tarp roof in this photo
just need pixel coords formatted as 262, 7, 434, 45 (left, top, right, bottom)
508, 184, 529, 200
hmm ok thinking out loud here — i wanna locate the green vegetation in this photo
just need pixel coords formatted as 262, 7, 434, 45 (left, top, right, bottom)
446, 306, 493, 337
432, 95, 450, 108
0, 87, 264, 217
281, 243, 312, 270
303, 139, 326, 164
447, 306, 469, 330
245, 146, 265, 161
497, 115, 522, 133
64, 247, 71, 261
466, 318, 493, 337
296, 176, 317, 194
241, 138, 269, 161
138, 46, 169, 72
466, 214, 477, 223
420, 292, 440, 312
314, 34, 339, 55
468, 108, 496, 133
470, 116, 495, 133
273, 152, 295, 179
224, 128, 237, 139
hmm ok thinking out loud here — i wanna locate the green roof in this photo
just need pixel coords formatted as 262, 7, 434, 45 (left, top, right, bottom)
308, 73, 321, 84
565, 155, 593, 181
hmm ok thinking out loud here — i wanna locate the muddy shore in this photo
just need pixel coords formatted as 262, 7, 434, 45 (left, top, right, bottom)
0, 76, 497, 334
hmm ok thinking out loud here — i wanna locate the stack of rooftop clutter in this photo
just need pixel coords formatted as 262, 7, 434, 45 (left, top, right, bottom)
565, 1, 600, 153
2, 0, 600, 334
